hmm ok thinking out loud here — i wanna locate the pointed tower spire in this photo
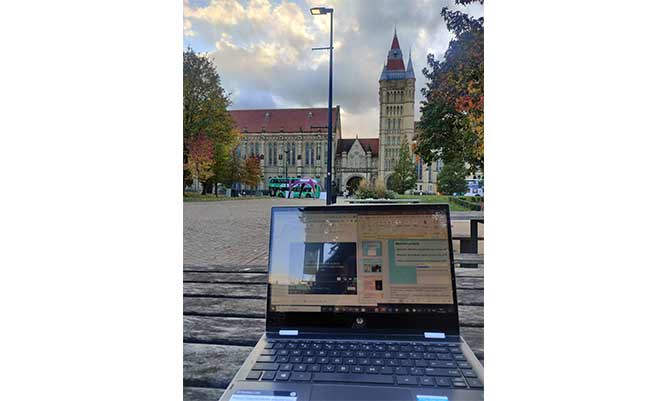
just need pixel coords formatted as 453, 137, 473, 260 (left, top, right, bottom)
391, 27, 401, 50
406, 49, 415, 79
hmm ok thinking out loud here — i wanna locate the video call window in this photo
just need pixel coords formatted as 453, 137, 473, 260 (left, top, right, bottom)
288, 242, 357, 295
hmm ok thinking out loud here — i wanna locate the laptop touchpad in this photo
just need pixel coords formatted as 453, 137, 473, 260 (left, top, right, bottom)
311, 385, 410, 401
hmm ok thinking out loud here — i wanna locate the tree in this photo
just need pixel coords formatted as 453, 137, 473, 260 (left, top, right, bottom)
212, 131, 241, 196
416, 0, 484, 174
437, 158, 469, 195
220, 148, 245, 190
183, 48, 238, 190
184, 133, 215, 194
391, 137, 417, 194
243, 155, 262, 189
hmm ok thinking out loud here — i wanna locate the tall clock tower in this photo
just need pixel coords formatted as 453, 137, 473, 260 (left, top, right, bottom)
378, 29, 416, 187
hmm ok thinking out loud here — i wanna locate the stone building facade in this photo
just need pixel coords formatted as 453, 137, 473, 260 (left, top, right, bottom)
228, 107, 341, 191
227, 31, 444, 195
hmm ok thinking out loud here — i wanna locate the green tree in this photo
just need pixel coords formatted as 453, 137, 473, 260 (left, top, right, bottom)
391, 137, 417, 194
416, 0, 483, 174
220, 148, 245, 190
212, 132, 240, 196
437, 158, 469, 195
183, 48, 238, 190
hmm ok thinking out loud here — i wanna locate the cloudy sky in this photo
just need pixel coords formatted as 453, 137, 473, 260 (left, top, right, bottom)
184, 0, 483, 138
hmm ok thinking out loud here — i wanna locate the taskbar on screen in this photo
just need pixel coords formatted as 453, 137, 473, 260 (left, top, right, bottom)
272, 304, 452, 314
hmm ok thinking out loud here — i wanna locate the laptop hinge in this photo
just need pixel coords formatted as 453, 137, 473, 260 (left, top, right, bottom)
424, 332, 445, 339
279, 330, 299, 336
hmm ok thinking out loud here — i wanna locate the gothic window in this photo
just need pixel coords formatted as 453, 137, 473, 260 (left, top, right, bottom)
291, 143, 296, 165
273, 143, 277, 165
268, 143, 273, 165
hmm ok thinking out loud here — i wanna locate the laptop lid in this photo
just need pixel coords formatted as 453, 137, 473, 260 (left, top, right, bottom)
266, 204, 460, 336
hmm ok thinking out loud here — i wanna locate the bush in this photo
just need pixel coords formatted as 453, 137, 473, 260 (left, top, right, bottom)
354, 180, 398, 199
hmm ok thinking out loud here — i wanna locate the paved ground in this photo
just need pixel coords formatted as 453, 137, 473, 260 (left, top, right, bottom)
184, 197, 324, 267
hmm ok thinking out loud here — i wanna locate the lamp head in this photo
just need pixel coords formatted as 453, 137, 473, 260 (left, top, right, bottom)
310, 7, 333, 15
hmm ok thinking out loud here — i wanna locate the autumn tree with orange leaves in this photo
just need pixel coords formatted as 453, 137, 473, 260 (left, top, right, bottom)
184, 133, 216, 194
416, 0, 483, 174
242, 155, 262, 189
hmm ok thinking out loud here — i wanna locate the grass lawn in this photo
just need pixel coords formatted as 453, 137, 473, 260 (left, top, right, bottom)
396, 194, 483, 211
183, 193, 268, 202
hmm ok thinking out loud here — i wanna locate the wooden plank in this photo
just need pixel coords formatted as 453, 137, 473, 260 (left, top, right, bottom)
184, 282, 266, 299
184, 316, 264, 346
184, 387, 224, 401
455, 267, 484, 278
184, 297, 266, 318
458, 305, 483, 328
454, 253, 484, 264
455, 276, 484, 290
457, 288, 483, 306
183, 272, 267, 284
184, 265, 268, 273
184, 343, 252, 389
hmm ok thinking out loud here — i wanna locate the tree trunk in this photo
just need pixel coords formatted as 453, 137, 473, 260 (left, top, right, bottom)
214, 183, 218, 197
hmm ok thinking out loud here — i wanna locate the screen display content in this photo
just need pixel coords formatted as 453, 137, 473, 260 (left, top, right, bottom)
269, 208, 454, 314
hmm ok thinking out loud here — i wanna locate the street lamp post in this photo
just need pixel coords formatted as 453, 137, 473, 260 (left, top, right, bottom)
284, 149, 289, 198
310, 6, 334, 205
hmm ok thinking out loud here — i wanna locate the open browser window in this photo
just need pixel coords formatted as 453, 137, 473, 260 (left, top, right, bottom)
269, 208, 454, 314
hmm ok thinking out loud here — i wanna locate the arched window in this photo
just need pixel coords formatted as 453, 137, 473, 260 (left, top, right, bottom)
273, 143, 277, 165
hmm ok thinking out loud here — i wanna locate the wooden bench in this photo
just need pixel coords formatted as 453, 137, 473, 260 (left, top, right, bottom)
183, 264, 484, 401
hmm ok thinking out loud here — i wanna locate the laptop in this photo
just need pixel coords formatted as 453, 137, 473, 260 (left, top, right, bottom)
220, 204, 484, 401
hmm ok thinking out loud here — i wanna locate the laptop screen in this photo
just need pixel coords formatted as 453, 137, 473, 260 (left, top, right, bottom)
268, 205, 456, 324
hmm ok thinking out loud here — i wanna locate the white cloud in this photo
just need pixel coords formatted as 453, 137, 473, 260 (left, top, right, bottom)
184, 0, 483, 137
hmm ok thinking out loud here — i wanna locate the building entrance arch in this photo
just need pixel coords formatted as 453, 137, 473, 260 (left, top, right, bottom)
345, 175, 364, 193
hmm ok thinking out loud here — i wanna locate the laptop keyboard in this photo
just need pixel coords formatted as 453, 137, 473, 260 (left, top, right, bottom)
246, 339, 483, 389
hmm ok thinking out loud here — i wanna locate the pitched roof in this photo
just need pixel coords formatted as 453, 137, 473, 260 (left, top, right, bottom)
337, 138, 379, 157
391, 33, 400, 49
228, 107, 340, 134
